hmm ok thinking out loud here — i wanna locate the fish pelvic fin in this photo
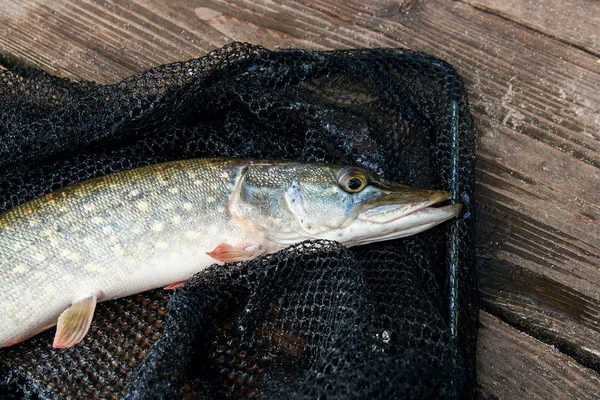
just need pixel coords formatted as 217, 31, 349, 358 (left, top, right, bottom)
53, 295, 97, 348
164, 280, 187, 290
206, 243, 266, 263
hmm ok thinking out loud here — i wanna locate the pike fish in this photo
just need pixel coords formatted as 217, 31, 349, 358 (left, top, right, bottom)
0, 158, 461, 348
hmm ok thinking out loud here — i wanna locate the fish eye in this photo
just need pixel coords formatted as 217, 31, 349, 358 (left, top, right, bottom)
338, 168, 368, 193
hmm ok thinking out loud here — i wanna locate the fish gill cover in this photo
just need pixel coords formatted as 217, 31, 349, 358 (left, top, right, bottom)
0, 43, 477, 399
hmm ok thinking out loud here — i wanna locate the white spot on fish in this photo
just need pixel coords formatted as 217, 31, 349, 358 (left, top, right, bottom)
137, 201, 150, 212
151, 222, 165, 232
11, 264, 29, 274
82, 236, 95, 247
183, 202, 193, 211
172, 215, 182, 224
129, 189, 140, 197
32, 253, 46, 263
83, 203, 95, 212
193, 179, 202, 186
84, 263, 102, 272
45, 286, 58, 296
112, 244, 126, 257
169, 187, 180, 194
2, 301, 16, 313
205, 196, 217, 203
155, 241, 169, 250
184, 231, 202, 240
91, 216, 104, 225
34, 271, 47, 281
102, 225, 114, 235
60, 249, 80, 261
42, 228, 54, 237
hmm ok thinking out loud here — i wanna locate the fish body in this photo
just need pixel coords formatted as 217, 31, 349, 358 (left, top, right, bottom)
0, 158, 461, 348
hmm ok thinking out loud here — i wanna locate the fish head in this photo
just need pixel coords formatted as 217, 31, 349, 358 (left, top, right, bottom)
234, 162, 462, 248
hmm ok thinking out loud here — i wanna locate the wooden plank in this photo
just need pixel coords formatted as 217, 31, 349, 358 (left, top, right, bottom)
0, 0, 211, 81
461, 0, 600, 56
478, 310, 600, 399
479, 257, 600, 370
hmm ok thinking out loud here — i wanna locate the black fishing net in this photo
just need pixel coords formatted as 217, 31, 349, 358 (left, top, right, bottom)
0, 42, 477, 399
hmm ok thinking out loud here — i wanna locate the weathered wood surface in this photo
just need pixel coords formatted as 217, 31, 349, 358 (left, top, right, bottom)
478, 310, 600, 400
464, 0, 600, 56
1, 0, 599, 396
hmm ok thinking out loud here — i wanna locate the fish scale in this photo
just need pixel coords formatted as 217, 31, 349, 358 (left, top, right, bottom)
0, 158, 461, 348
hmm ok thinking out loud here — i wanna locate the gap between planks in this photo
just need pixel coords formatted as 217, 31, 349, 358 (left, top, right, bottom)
459, 0, 600, 57
478, 310, 600, 400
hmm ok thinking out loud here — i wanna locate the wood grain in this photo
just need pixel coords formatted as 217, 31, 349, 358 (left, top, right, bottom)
479, 257, 600, 370
0, 0, 599, 395
462, 0, 600, 56
478, 310, 600, 400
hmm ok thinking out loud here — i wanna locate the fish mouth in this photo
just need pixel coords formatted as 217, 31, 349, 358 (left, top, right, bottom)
358, 189, 460, 224
344, 190, 462, 247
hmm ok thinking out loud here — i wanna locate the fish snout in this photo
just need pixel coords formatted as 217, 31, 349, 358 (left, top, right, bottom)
358, 189, 457, 224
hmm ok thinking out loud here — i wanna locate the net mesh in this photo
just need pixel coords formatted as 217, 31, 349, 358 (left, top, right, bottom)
0, 42, 477, 399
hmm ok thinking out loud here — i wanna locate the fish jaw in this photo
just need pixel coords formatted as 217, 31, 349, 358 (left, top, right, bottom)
356, 188, 452, 224
331, 202, 462, 247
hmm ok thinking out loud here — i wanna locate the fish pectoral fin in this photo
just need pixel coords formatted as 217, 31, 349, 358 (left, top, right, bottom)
53, 295, 97, 349
206, 243, 266, 263
164, 281, 187, 290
